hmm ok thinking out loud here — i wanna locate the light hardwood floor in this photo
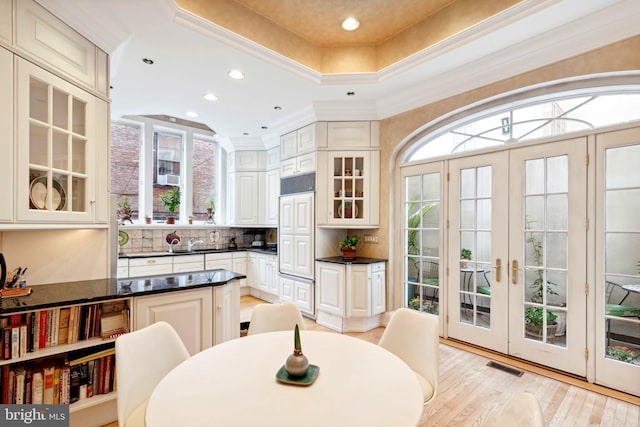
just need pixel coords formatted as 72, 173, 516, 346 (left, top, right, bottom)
103, 296, 640, 427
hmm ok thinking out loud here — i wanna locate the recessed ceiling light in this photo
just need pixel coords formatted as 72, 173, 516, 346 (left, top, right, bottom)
342, 17, 360, 31
142, 58, 154, 65
347, 91, 356, 96
228, 69, 245, 80
274, 106, 282, 110
186, 111, 199, 118
243, 132, 249, 136
203, 93, 218, 101
261, 126, 268, 130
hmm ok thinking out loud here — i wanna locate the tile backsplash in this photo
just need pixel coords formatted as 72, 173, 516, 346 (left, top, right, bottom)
118, 226, 276, 254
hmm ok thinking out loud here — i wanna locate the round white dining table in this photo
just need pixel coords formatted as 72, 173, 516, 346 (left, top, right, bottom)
145, 330, 424, 427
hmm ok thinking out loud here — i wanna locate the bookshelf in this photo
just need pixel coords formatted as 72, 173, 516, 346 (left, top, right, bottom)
0, 298, 131, 408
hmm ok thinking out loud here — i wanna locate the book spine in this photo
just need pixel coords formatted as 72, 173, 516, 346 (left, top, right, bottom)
33, 312, 40, 352
1, 365, 9, 403
53, 366, 60, 404
103, 355, 113, 394
28, 312, 35, 353
3, 327, 11, 360
51, 308, 60, 347
11, 326, 19, 360
7, 369, 14, 403
14, 368, 25, 404
39, 310, 47, 350
43, 365, 54, 404
19, 324, 27, 358
24, 366, 32, 405
60, 366, 70, 405
31, 370, 43, 405
45, 310, 52, 348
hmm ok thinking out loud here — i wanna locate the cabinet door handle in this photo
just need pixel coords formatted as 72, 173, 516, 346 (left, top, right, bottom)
147, 259, 156, 264
511, 259, 518, 285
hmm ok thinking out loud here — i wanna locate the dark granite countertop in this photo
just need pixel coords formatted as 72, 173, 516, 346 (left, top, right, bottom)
315, 256, 388, 265
0, 269, 245, 314
119, 247, 277, 259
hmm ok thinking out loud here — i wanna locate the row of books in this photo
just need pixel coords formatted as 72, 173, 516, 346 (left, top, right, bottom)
0, 347, 116, 405
1, 301, 129, 360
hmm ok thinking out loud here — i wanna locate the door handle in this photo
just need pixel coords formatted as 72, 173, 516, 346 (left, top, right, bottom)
493, 258, 501, 282
512, 259, 518, 285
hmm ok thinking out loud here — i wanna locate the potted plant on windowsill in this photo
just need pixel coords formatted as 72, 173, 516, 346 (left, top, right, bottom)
160, 187, 181, 224
205, 197, 215, 224
339, 235, 359, 260
524, 306, 558, 341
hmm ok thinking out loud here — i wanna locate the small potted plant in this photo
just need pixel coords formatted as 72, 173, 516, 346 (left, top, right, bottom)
460, 248, 472, 269
525, 306, 558, 341
339, 235, 359, 260
116, 196, 133, 225
160, 187, 181, 224
144, 214, 152, 224
188, 215, 194, 224
205, 197, 215, 224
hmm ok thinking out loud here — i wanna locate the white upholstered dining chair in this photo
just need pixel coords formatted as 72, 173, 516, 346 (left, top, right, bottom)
494, 392, 545, 427
247, 302, 306, 335
115, 321, 190, 427
378, 307, 439, 404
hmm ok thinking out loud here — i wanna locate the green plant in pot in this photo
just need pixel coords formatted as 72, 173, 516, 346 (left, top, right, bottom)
525, 306, 558, 341
339, 235, 359, 260
160, 187, 181, 224
460, 248, 472, 268
116, 195, 133, 225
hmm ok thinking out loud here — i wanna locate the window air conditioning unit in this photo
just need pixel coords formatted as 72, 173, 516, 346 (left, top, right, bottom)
157, 174, 180, 186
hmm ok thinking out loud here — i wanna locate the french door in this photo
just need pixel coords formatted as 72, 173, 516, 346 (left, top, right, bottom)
594, 127, 640, 396
447, 138, 587, 374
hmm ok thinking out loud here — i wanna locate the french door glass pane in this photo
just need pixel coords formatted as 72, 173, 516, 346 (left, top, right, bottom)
405, 172, 441, 315
604, 145, 640, 366
523, 155, 568, 347
459, 167, 492, 328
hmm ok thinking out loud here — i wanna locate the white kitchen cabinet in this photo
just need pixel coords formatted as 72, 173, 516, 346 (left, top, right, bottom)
232, 252, 247, 288
228, 150, 265, 172
128, 256, 173, 278
315, 260, 386, 332
172, 254, 205, 273
228, 171, 262, 225
205, 252, 233, 271
213, 282, 240, 344
280, 152, 316, 178
246, 252, 257, 287
316, 150, 380, 228
266, 146, 280, 170
134, 287, 213, 355
280, 122, 326, 160
254, 252, 278, 296
0, 0, 11, 45
0, 47, 13, 223
327, 121, 380, 149
15, 0, 101, 93
264, 168, 280, 225
117, 259, 129, 278
15, 58, 105, 224
279, 193, 314, 278
316, 262, 345, 316
280, 274, 315, 316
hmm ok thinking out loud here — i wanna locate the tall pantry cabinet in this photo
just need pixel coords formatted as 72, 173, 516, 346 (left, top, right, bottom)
0, 0, 112, 425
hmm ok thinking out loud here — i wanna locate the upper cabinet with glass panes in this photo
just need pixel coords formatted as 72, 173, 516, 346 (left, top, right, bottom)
14, 58, 105, 225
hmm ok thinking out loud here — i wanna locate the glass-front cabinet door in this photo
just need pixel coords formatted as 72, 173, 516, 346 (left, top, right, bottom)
324, 150, 379, 227
16, 59, 96, 223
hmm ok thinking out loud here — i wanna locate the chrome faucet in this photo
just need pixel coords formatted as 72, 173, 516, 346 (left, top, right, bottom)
188, 238, 204, 252
168, 239, 180, 253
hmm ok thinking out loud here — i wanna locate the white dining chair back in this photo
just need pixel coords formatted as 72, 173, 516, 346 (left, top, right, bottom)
247, 302, 306, 335
494, 392, 545, 427
378, 307, 439, 404
116, 321, 190, 427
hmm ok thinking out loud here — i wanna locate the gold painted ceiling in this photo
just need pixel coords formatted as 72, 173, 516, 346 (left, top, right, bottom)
175, 0, 521, 73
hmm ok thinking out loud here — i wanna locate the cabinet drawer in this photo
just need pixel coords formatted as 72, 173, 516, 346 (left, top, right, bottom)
370, 262, 385, 273
128, 257, 172, 277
